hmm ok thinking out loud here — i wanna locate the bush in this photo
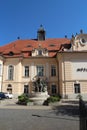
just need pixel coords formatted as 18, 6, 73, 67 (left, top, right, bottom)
18, 94, 31, 105
44, 95, 61, 104
76, 94, 82, 99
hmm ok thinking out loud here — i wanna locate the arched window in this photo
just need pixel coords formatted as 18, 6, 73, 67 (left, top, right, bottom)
8, 65, 14, 80
7, 84, 12, 94
8, 84, 12, 87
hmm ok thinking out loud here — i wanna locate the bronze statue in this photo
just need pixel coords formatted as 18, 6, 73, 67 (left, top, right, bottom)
32, 76, 47, 92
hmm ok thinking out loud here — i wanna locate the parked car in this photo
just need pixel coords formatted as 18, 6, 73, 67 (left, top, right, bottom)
0, 92, 6, 99
4, 92, 13, 99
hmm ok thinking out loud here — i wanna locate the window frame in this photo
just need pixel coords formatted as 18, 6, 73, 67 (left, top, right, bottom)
38, 50, 42, 56
74, 83, 80, 94
24, 66, 29, 77
36, 65, 44, 77
51, 65, 56, 76
51, 84, 57, 94
24, 85, 29, 94
8, 65, 14, 80
7, 84, 12, 94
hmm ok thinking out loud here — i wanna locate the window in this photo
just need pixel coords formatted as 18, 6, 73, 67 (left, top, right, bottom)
49, 44, 56, 47
74, 83, 80, 93
38, 50, 42, 55
7, 88, 12, 94
7, 84, 12, 94
51, 65, 56, 76
24, 85, 29, 94
51, 84, 57, 94
24, 66, 29, 77
8, 65, 14, 80
8, 51, 14, 56
8, 84, 12, 87
37, 66, 44, 76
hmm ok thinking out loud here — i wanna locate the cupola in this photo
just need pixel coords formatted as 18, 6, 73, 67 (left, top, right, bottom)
37, 25, 46, 41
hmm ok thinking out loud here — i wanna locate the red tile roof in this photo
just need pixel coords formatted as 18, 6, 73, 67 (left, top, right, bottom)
0, 38, 70, 58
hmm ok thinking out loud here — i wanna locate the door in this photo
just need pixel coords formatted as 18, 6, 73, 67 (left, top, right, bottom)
24, 85, 29, 94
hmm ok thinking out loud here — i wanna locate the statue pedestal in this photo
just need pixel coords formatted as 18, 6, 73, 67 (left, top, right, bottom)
30, 91, 50, 105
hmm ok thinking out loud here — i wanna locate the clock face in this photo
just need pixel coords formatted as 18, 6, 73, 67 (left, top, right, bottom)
80, 38, 87, 46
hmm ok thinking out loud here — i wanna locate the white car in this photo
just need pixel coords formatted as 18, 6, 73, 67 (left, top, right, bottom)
4, 92, 13, 99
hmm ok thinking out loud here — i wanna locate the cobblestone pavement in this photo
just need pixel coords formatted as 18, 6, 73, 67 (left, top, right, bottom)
0, 98, 79, 130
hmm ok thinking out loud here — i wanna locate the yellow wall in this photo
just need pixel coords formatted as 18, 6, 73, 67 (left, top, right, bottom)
2, 57, 59, 97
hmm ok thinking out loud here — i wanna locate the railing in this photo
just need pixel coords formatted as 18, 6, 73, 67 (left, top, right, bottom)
79, 98, 87, 130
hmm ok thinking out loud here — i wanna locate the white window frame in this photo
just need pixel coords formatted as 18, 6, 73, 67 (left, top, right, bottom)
74, 83, 80, 94
23, 66, 29, 77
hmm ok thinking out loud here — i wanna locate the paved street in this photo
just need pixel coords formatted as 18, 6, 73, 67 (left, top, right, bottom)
0, 108, 79, 130
0, 99, 79, 130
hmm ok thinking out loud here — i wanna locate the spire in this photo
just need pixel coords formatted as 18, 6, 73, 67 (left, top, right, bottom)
37, 25, 46, 41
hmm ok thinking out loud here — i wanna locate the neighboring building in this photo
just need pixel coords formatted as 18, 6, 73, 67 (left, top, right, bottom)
0, 26, 87, 99
58, 32, 87, 99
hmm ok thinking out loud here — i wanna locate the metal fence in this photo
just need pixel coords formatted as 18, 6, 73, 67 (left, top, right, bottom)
79, 98, 87, 130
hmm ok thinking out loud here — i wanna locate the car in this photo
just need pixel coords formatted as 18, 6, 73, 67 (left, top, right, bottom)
4, 92, 13, 99
0, 92, 6, 99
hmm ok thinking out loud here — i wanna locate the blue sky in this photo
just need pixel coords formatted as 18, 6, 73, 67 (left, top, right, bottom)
0, 0, 87, 46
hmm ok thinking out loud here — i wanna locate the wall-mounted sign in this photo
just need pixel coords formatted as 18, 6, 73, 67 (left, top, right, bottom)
77, 68, 87, 72
72, 62, 87, 80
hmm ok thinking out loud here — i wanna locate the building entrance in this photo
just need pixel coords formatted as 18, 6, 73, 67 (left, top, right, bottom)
24, 85, 29, 94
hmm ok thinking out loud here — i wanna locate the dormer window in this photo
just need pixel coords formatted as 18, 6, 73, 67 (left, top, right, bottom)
38, 50, 42, 55
49, 44, 56, 47
32, 48, 48, 57
26, 44, 32, 48
8, 51, 14, 56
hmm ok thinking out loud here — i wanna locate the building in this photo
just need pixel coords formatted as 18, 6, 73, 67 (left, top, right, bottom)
0, 26, 87, 99
58, 32, 87, 99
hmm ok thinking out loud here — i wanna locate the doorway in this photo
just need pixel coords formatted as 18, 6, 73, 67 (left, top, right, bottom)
24, 85, 29, 94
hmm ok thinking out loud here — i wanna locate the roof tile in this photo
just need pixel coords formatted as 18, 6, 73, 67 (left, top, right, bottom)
0, 38, 70, 58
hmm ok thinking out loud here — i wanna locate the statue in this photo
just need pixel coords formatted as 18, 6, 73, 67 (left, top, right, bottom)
31, 76, 49, 105
32, 76, 48, 92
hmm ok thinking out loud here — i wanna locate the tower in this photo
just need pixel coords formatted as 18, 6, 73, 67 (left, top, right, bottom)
37, 25, 46, 41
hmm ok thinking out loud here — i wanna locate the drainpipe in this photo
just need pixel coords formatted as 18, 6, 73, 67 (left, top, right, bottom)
63, 54, 66, 98
56, 56, 60, 95
1, 58, 4, 92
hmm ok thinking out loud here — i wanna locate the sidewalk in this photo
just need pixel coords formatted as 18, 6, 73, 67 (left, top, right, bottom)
0, 98, 52, 109
0, 98, 82, 110
0, 104, 51, 109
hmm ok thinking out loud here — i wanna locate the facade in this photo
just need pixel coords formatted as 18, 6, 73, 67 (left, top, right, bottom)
58, 33, 87, 99
0, 26, 87, 99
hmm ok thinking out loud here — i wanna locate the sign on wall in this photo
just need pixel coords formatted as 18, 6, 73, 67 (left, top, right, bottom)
72, 62, 87, 80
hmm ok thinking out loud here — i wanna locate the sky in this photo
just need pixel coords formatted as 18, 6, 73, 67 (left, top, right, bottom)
0, 0, 87, 46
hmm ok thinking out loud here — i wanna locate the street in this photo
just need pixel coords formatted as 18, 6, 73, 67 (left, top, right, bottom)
0, 100, 79, 130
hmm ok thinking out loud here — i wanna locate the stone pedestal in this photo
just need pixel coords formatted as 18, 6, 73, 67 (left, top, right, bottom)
30, 91, 49, 105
